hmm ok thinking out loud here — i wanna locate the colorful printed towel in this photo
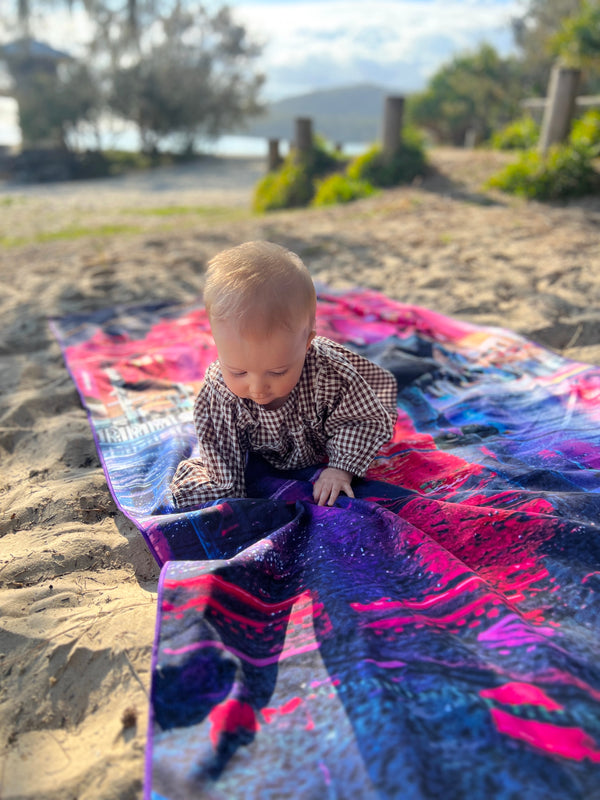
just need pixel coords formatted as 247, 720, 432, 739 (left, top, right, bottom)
51, 289, 600, 799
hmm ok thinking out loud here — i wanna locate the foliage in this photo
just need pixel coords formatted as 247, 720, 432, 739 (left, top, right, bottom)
3, 2, 263, 154
253, 154, 315, 212
490, 116, 540, 149
4, 56, 100, 148
485, 142, 599, 199
107, 4, 264, 153
312, 174, 376, 206
346, 136, 427, 187
511, 0, 600, 95
310, 134, 346, 176
551, 0, 600, 67
406, 44, 525, 146
488, 102, 600, 200
253, 126, 427, 213
569, 108, 600, 154
253, 135, 346, 212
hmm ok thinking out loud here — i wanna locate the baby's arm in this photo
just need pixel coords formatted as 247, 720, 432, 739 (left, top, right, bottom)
313, 466, 355, 506
318, 372, 394, 506
170, 384, 246, 507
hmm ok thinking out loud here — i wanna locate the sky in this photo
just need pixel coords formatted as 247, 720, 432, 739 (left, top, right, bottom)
226, 0, 523, 99
0, 0, 524, 144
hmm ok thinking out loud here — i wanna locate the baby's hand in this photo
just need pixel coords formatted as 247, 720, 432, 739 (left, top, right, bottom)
313, 467, 355, 506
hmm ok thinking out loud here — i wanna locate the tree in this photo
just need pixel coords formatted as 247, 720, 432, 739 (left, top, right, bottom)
406, 44, 524, 146
12, 0, 139, 40
2, 2, 264, 154
552, 0, 600, 68
0, 40, 100, 149
18, 62, 100, 148
106, 4, 264, 153
510, 0, 599, 94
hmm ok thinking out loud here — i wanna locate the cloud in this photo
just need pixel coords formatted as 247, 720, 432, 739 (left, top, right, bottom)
0, 0, 520, 102
230, 0, 521, 98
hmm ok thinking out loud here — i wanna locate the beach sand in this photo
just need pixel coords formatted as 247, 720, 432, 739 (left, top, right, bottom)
1, 148, 599, 799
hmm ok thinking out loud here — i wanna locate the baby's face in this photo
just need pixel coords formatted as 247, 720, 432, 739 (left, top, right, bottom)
212, 318, 315, 410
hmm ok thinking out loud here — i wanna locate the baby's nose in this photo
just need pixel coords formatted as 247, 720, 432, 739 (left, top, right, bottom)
249, 376, 268, 396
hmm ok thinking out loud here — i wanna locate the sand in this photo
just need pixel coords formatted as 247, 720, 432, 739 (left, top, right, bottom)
1, 148, 599, 799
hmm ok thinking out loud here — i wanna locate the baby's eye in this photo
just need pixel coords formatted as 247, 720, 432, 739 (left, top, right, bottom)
230, 370, 246, 378
269, 370, 288, 377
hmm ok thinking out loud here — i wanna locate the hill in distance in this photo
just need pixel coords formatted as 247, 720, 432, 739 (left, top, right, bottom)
238, 83, 396, 145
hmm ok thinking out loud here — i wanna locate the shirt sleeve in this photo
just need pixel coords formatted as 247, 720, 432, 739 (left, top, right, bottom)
316, 342, 396, 477
170, 377, 247, 507
338, 347, 398, 423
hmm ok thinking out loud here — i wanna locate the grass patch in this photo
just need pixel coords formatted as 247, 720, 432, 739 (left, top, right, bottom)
0, 205, 251, 248
36, 223, 142, 242
125, 205, 245, 218
0, 223, 142, 248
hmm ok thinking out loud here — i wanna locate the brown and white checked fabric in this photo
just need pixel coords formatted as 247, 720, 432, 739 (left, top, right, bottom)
170, 336, 397, 507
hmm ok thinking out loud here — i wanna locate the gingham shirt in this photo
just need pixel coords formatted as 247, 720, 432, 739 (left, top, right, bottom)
170, 336, 397, 507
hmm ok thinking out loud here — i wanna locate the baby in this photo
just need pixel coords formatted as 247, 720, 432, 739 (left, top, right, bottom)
170, 241, 397, 508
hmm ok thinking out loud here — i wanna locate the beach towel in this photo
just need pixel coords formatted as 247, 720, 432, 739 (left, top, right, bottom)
51, 288, 600, 800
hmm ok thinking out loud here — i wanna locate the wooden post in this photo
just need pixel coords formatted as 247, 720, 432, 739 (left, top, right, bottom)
294, 117, 313, 158
464, 127, 478, 149
382, 96, 404, 159
267, 138, 281, 171
538, 64, 581, 154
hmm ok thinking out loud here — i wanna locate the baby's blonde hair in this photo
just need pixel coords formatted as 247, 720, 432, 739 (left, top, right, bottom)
204, 241, 316, 334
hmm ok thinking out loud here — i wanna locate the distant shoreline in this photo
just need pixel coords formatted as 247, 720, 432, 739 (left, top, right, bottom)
0, 152, 268, 199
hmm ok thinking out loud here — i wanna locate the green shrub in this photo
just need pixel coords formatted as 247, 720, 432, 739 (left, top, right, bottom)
312, 174, 376, 206
252, 155, 315, 212
401, 125, 428, 150
252, 134, 346, 213
310, 134, 346, 177
253, 129, 426, 212
486, 143, 599, 200
490, 116, 539, 150
570, 110, 600, 157
347, 136, 427, 188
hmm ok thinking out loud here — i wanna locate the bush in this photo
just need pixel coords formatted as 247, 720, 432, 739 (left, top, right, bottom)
253, 129, 426, 213
252, 134, 346, 213
310, 135, 346, 177
570, 110, 600, 157
347, 135, 427, 188
490, 116, 539, 150
253, 155, 315, 212
312, 174, 376, 207
486, 144, 599, 200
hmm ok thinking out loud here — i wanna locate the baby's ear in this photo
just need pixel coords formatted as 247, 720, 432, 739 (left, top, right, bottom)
306, 329, 316, 350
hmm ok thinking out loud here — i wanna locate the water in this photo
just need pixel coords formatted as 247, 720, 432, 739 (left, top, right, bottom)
206, 135, 367, 158
0, 97, 19, 147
